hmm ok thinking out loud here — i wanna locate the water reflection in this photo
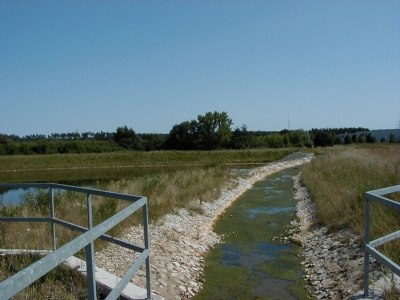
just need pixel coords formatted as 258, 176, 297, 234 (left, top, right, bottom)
221, 243, 291, 267
246, 206, 294, 219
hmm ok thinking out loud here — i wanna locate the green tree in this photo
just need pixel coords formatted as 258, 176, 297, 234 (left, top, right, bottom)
252, 135, 269, 148
230, 124, 252, 149
0, 135, 9, 155
142, 134, 167, 151
196, 111, 233, 150
282, 133, 290, 147
334, 135, 342, 145
266, 134, 284, 148
113, 126, 143, 150
357, 134, 365, 143
389, 134, 396, 143
366, 134, 377, 143
163, 111, 233, 150
344, 135, 353, 144
164, 120, 198, 150
288, 129, 311, 147
313, 132, 334, 147
351, 134, 357, 143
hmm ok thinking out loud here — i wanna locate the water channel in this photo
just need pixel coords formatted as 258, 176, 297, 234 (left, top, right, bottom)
1, 165, 311, 299
194, 166, 309, 300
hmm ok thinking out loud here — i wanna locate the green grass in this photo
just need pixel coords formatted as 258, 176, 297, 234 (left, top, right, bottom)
0, 148, 297, 171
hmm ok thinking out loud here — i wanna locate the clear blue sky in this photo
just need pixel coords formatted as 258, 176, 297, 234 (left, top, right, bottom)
1, 0, 399, 137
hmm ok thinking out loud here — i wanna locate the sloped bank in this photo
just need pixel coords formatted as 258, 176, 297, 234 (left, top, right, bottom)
95, 153, 313, 300
290, 174, 383, 300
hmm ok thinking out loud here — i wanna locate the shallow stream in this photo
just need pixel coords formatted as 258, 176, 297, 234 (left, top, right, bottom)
194, 167, 310, 300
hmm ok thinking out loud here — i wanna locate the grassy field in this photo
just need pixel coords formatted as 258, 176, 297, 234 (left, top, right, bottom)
0, 148, 297, 171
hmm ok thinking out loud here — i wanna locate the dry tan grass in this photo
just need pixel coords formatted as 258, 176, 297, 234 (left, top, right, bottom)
302, 145, 400, 261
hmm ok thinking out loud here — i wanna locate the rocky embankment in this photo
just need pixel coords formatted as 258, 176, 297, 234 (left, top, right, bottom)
289, 174, 382, 299
95, 152, 383, 300
95, 153, 313, 300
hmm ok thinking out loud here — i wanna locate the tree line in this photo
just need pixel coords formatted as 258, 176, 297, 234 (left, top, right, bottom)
0, 111, 382, 155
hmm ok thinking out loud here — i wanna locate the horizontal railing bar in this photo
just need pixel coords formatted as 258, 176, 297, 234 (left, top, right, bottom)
365, 193, 400, 212
52, 218, 146, 253
369, 230, 400, 248
367, 185, 400, 196
0, 217, 52, 223
51, 184, 144, 202
0, 197, 147, 299
105, 249, 150, 300
0, 217, 145, 253
0, 183, 144, 202
365, 244, 400, 277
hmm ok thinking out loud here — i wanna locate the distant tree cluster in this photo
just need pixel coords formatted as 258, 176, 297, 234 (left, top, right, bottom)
1, 111, 387, 156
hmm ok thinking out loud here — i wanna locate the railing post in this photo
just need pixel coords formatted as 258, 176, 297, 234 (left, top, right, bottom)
364, 195, 370, 296
143, 200, 152, 300
86, 193, 97, 300
49, 187, 56, 251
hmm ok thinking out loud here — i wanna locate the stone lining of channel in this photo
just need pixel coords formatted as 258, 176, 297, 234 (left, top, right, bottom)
95, 155, 313, 300
290, 174, 383, 300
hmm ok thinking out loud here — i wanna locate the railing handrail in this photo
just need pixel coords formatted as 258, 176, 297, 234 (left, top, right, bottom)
0, 182, 144, 202
0, 183, 152, 300
364, 185, 400, 296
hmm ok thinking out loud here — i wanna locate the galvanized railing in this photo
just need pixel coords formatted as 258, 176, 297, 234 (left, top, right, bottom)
0, 183, 152, 300
364, 185, 400, 296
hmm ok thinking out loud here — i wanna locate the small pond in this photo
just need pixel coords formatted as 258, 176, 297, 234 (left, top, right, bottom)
0, 166, 187, 205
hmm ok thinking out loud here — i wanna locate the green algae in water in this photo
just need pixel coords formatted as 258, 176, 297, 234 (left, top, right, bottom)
256, 249, 311, 299
194, 167, 309, 300
198, 245, 257, 300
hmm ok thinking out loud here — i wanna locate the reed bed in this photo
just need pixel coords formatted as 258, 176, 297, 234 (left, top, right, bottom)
301, 145, 400, 264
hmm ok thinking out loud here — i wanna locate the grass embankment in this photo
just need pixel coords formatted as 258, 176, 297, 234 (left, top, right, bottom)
0, 148, 296, 171
2, 148, 300, 299
302, 145, 400, 269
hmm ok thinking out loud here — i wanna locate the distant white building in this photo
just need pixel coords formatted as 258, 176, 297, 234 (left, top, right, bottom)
338, 129, 400, 143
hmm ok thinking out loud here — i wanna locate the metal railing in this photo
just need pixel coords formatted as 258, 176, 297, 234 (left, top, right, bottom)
364, 185, 400, 296
0, 183, 152, 300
